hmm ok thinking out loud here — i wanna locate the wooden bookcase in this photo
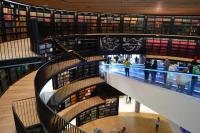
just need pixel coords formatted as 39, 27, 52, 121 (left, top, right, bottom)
123, 15, 145, 33
54, 10, 75, 35
146, 16, 172, 34
146, 38, 169, 56
173, 16, 200, 36
77, 12, 98, 33
2, 2, 29, 42
53, 62, 99, 89
57, 85, 97, 112
171, 39, 197, 58
100, 14, 120, 33
76, 97, 119, 126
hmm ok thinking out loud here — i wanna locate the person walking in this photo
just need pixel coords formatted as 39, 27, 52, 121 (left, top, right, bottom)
189, 59, 199, 95
151, 60, 158, 83
163, 59, 170, 85
155, 117, 160, 132
124, 58, 131, 77
135, 56, 139, 64
144, 59, 151, 82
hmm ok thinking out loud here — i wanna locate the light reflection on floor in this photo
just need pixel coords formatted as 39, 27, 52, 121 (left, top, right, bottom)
119, 96, 158, 114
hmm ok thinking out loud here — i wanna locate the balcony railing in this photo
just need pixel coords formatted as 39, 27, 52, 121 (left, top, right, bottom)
100, 63, 200, 98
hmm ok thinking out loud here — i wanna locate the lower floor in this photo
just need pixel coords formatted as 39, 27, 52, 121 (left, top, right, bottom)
80, 112, 172, 133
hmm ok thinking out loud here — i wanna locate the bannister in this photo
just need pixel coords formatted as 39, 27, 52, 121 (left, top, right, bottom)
51, 38, 87, 62
47, 77, 105, 111
12, 108, 28, 133
34, 55, 95, 133
12, 97, 41, 133
58, 96, 105, 122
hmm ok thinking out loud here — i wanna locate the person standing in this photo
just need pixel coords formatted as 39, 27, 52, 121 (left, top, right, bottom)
167, 63, 177, 89
121, 126, 126, 133
124, 58, 131, 77
144, 59, 151, 82
151, 60, 158, 83
155, 117, 160, 132
135, 56, 139, 64
189, 59, 199, 95
115, 55, 119, 63
163, 59, 170, 85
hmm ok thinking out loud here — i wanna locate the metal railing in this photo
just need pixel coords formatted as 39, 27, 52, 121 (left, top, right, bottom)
12, 108, 28, 133
0, 38, 39, 61
12, 97, 42, 133
47, 77, 105, 111
34, 53, 87, 132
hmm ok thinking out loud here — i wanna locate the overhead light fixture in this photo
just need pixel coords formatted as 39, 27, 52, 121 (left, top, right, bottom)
43, 4, 48, 7
156, 2, 162, 12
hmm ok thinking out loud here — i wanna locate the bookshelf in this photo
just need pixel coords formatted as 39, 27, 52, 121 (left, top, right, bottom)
98, 98, 118, 118
0, 3, 3, 43
29, 7, 54, 56
147, 16, 171, 34
100, 14, 120, 33
71, 94, 77, 104
76, 36, 99, 53
146, 38, 169, 56
174, 16, 200, 36
38, 43, 53, 56
77, 107, 98, 125
123, 15, 145, 33
56, 70, 70, 88
54, 11, 75, 35
78, 85, 96, 101
35, 8, 52, 37
2, 3, 28, 41
57, 85, 97, 112
3, 5, 14, 41
29, 7, 37, 19
53, 64, 98, 89
57, 94, 78, 112
76, 97, 118, 126
69, 66, 78, 82
2, 2, 25, 41
77, 12, 98, 33
16, 5, 28, 39
171, 39, 197, 58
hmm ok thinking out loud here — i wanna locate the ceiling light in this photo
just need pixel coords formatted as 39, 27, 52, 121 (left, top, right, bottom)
43, 4, 48, 7
156, 2, 162, 12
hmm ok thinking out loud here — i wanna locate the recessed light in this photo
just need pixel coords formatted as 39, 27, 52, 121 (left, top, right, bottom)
156, 2, 162, 12
43, 4, 48, 7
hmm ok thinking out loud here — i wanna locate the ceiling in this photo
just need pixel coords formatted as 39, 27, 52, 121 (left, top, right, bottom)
14, 0, 200, 15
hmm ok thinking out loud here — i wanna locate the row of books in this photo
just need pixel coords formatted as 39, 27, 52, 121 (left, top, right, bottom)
57, 86, 96, 112
76, 97, 118, 126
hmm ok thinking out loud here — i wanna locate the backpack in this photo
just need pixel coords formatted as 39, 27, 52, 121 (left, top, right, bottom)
192, 65, 200, 75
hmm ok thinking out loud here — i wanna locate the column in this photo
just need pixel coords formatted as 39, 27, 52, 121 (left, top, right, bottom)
135, 101, 140, 113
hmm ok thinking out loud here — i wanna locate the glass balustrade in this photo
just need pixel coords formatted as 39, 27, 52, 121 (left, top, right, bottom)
100, 63, 200, 98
